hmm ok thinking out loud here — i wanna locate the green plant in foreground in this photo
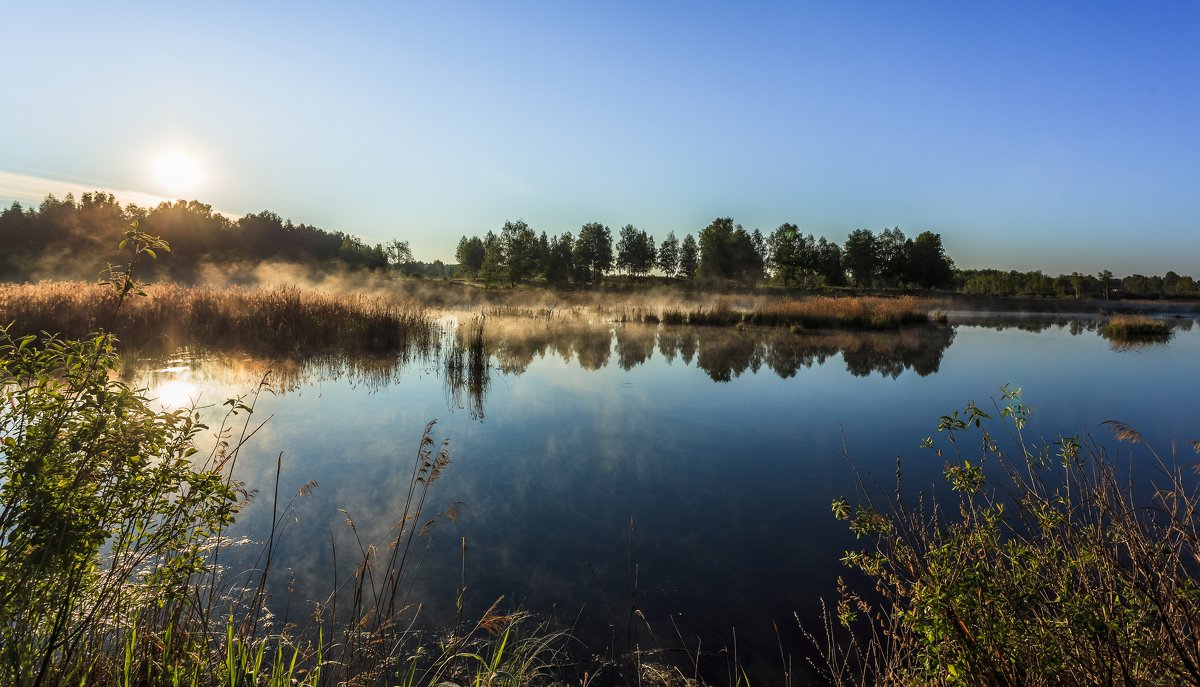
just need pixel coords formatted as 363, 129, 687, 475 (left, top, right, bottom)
0, 228, 241, 685
822, 386, 1200, 687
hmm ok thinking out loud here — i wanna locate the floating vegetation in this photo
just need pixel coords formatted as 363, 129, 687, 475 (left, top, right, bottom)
1102, 314, 1172, 338
1101, 314, 1172, 349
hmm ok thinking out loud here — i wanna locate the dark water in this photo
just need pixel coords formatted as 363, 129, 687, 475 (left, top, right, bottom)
137, 314, 1200, 681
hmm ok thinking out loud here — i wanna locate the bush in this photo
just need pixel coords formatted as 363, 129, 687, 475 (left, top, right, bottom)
0, 230, 241, 684
822, 386, 1200, 686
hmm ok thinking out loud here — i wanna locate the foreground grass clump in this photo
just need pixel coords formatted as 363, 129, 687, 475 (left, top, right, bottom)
0, 281, 435, 353
1102, 314, 1172, 340
822, 387, 1200, 687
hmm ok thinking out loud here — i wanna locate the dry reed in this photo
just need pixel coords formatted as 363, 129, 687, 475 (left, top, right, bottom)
1102, 314, 1172, 339
0, 281, 436, 354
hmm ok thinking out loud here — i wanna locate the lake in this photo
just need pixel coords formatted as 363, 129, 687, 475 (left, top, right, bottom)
135, 312, 1200, 681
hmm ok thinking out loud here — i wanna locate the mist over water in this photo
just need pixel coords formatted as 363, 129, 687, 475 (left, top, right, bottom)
134, 315, 1200, 681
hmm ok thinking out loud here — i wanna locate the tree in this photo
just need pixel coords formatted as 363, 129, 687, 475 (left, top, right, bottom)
1178, 275, 1196, 295
1097, 269, 1114, 300
815, 237, 845, 286
767, 223, 807, 287
751, 228, 767, 271
386, 239, 413, 270
843, 228, 880, 287
1164, 270, 1181, 296
877, 227, 908, 287
543, 232, 575, 285
696, 218, 762, 284
456, 235, 485, 278
573, 222, 613, 283
656, 231, 680, 278
499, 220, 538, 285
616, 224, 656, 278
478, 232, 505, 287
698, 217, 736, 281
678, 234, 699, 281
731, 225, 765, 286
904, 231, 955, 289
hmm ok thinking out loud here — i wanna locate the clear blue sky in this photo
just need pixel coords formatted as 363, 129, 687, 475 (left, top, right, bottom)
2, 1, 1197, 275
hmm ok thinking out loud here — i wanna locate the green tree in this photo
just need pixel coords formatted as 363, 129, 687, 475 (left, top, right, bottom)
732, 225, 765, 286
1164, 270, 1181, 296
455, 235, 485, 278
479, 231, 505, 286
843, 228, 880, 287
815, 237, 845, 286
1069, 271, 1087, 299
1178, 275, 1195, 295
499, 219, 538, 285
656, 231, 680, 278
1097, 269, 1114, 299
386, 239, 414, 270
877, 227, 908, 287
698, 217, 736, 281
767, 223, 809, 287
573, 222, 613, 283
543, 232, 575, 285
678, 234, 699, 280
904, 231, 955, 288
616, 224, 656, 277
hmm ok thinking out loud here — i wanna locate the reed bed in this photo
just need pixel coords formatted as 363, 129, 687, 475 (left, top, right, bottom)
677, 295, 933, 329
0, 281, 436, 354
1102, 314, 1172, 339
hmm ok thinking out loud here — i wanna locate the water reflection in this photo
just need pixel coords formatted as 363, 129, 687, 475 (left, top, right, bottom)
121, 314, 1198, 683
445, 318, 956, 396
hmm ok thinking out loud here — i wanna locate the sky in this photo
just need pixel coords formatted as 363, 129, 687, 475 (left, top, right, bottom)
1, 1, 1197, 275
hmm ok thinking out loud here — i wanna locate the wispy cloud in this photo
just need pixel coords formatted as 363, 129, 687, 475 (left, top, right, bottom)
0, 169, 172, 209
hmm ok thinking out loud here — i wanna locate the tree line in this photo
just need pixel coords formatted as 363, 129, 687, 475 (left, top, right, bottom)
957, 268, 1198, 300
2, 192, 1193, 299
0, 192, 423, 281
457, 219, 957, 289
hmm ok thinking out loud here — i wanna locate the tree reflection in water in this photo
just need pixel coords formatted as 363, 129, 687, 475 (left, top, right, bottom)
441, 317, 958, 412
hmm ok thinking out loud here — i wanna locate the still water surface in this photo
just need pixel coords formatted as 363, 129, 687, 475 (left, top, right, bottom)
137, 314, 1200, 677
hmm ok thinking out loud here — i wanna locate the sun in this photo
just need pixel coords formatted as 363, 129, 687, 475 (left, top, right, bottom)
153, 151, 203, 196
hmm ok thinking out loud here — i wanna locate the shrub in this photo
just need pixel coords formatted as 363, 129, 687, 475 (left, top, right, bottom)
821, 386, 1200, 686
0, 230, 241, 684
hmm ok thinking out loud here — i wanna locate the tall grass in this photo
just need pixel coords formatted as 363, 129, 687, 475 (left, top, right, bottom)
745, 296, 932, 329
668, 296, 933, 329
0, 281, 436, 354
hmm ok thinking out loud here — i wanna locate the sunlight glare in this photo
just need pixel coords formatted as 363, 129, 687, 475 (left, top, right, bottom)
153, 152, 203, 196
152, 379, 200, 410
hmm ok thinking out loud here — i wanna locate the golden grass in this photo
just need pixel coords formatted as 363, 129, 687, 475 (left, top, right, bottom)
680, 295, 933, 329
0, 281, 435, 353
1102, 314, 1172, 339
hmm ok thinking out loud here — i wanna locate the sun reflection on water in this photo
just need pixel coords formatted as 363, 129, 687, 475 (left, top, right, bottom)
150, 378, 200, 410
